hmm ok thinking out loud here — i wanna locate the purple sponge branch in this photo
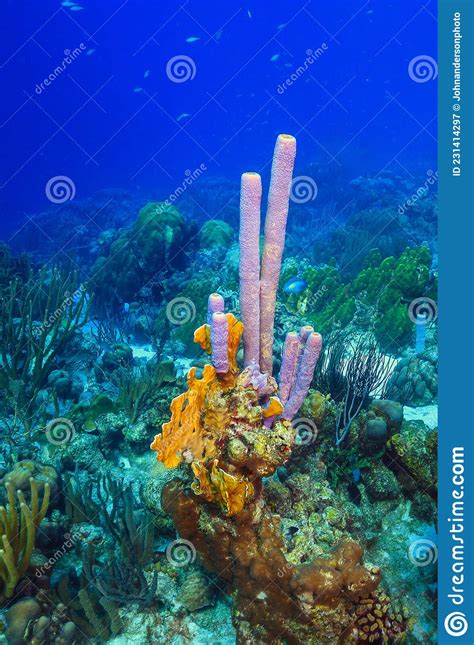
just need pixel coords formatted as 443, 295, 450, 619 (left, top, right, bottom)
278, 332, 300, 405
239, 172, 262, 367
260, 134, 297, 374
207, 292, 225, 324
283, 332, 323, 420
293, 325, 314, 387
211, 312, 229, 373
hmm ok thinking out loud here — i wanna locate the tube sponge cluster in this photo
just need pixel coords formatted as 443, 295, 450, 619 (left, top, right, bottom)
152, 136, 323, 514
282, 328, 323, 420
239, 134, 322, 418
239, 134, 298, 375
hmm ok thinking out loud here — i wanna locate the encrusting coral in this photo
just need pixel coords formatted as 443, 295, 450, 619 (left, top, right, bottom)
151, 135, 402, 644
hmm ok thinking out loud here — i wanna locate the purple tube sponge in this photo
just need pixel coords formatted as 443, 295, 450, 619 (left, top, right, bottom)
278, 332, 300, 405
211, 312, 229, 374
260, 134, 297, 374
283, 332, 322, 420
239, 172, 262, 367
207, 292, 225, 324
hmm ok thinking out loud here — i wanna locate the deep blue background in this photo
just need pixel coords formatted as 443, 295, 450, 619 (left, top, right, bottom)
0, 0, 436, 237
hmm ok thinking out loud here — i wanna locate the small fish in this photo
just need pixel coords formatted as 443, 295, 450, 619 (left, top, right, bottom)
144, 69, 150, 78
247, 9, 252, 18
277, 23, 287, 30
133, 87, 143, 93
283, 278, 307, 294
86, 48, 96, 56
123, 302, 130, 313
214, 29, 222, 40
352, 468, 361, 483
186, 36, 200, 43
69, 5, 83, 10
270, 53, 280, 62
177, 112, 191, 122
61, 1, 77, 6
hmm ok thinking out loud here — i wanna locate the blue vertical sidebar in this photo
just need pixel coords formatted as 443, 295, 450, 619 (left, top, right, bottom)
438, 0, 474, 643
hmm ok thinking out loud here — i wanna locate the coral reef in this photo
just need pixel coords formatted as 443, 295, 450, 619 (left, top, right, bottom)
0, 267, 90, 432
385, 348, 437, 406
91, 201, 193, 308
284, 246, 437, 353
162, 481, 388, 644
199, 219, 234, 248
149, 136, 403, 644
0, 133, 437, 644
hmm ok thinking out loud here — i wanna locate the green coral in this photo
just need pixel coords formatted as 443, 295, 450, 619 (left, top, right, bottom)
199, 219, 234, 248
281, 264, 340, 316
69, 393, 118, 431
133, 202, 186, 268
91, 202, 188, 305
364, 462, 402, 501
285, 246, 436, 352
387, 421, 437, 493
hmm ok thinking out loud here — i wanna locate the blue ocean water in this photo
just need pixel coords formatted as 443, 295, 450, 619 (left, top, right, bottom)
1, 0, 436, 236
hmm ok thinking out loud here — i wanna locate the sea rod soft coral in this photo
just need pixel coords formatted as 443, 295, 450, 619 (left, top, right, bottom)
151, 135, 400, 644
